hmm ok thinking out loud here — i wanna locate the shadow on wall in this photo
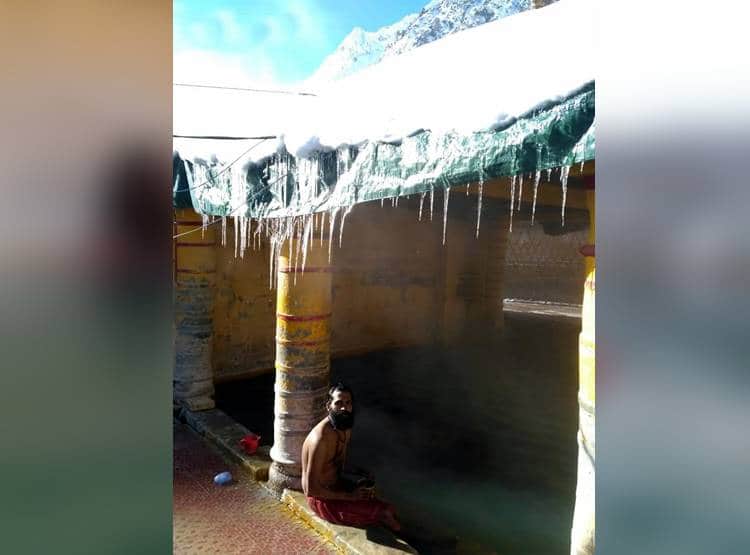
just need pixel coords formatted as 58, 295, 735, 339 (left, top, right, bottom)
216, 313, 580, 554
503, 207, 589, 305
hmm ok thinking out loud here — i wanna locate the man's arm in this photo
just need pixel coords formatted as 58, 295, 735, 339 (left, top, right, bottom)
342, 465, 374, 481
340, 432, 374, 480
304, 433, 371, 501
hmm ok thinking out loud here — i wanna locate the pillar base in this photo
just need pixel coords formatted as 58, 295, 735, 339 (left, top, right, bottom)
267, 462, 302, 498
177, 396, 215, 412
174, 377, 215, 412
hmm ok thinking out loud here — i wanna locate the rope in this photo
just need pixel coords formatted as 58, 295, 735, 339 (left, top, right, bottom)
174, 82, 317, 97
172, 171, 290, 240
173, 138, 269, 193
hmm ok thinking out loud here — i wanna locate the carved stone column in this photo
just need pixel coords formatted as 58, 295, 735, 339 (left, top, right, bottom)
173, 208, 216, 411
268, 237, 332, 495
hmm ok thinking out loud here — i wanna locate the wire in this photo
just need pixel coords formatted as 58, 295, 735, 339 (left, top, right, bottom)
174, 82, 317, 97
172, 171, 290, 240
174, 134, 277, 140
173, 138, 270, 193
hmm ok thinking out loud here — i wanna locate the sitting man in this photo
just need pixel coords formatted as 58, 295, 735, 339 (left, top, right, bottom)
301, 382, 401, 531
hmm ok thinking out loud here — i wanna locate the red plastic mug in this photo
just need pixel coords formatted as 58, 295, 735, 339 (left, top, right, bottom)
239, 433, 261, 454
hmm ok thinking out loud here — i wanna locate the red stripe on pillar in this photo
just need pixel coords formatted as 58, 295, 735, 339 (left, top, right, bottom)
276, 313, 332, 322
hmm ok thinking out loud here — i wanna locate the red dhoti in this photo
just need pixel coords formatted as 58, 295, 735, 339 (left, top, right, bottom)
307, 496, 394, 528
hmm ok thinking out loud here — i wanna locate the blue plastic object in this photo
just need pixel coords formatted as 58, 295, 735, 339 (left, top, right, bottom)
213, 471, 233, 485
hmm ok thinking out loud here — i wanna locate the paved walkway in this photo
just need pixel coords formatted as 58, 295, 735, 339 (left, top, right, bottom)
173, 422, 336, 554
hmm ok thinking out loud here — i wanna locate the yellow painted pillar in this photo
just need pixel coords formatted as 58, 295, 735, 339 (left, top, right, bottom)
571, 180, 595, 554
268, 237, 332, 495
173, 208, 216, 411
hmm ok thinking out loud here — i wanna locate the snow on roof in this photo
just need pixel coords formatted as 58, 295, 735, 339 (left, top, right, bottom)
172, 88, 314, 166
174, 0, 593, 165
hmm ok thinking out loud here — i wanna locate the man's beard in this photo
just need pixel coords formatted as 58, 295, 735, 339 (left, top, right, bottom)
328, 410, 355, 430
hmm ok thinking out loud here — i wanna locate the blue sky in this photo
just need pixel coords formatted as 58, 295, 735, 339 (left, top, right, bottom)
174, 0, 427, 86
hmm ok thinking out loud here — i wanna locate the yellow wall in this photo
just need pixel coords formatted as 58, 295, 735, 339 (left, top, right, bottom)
212, 235, 276, 380
211, 196, 509, 381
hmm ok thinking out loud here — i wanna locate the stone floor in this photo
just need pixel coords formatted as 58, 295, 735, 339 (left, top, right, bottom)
173, 422, 336, 554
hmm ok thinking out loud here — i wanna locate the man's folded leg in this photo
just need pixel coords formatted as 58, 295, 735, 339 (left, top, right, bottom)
307, 496, 395, 528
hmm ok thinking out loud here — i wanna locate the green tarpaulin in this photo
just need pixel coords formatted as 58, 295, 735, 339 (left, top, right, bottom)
174, 82, 594, 218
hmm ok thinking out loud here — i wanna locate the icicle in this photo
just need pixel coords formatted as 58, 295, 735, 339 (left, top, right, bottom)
300, 214, 313, 276
442, 186, 451, 245
248, 217, 252, 253
560, 165, 570, 227
234, 215, 239, 258
288, 217, 295, 274
239, 217, 245, 258
241, 216, 247, 258
381, 198, 385, 208
339, 205, 352, 248
418, 192, 426, 221
201, 213, 209, 239
328, 208, 339, 263
221, 216, 227, 246
509, 176, 516, 232
268, 236, 276, 289
517, 175, 524, 212
466, 183, 470, 196
319, 210, 326, 247
429, 187, 435, 221
240, 216, 247, 258
546, 168, 552, 182
580, 159, 585, 172
531, 170, 541, 225
294, 216, 304, 282
254, 218, 262, 251
394, 195, 399, 208
476, 180, 484, 238
251, 218, 260, 254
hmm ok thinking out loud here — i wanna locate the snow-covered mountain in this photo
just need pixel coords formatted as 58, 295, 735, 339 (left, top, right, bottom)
308, 0, 533, 85
308, 15, 418, 84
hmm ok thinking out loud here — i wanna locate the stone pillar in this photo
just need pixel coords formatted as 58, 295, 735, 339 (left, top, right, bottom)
268, 238, 332, 495
173, 208, 216, 411
571, 179, 595, 555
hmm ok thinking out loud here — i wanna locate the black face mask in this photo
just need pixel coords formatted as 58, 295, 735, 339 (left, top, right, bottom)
328, 410, 354, 430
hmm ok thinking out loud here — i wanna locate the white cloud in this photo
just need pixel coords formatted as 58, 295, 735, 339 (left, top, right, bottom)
188, 22, 210, 45
173, 0, 334, 88
285, 0, 327, 46
174, 48, 279, 87
215, 9, 243, 45
261, 14, 287, 45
